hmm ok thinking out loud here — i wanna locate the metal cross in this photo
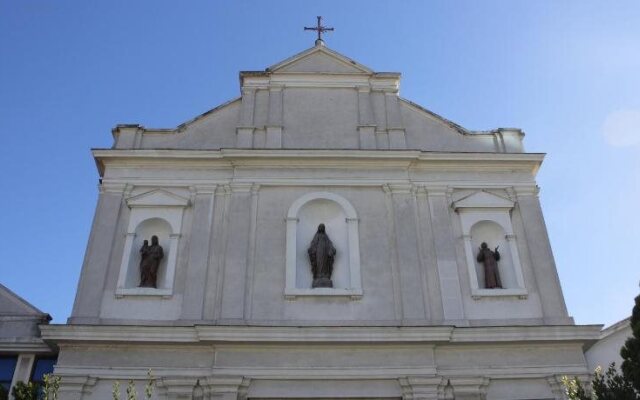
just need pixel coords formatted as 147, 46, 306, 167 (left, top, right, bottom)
304, 16, 334, 44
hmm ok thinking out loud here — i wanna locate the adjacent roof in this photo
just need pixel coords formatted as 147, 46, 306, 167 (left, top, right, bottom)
0, 283, 49, 318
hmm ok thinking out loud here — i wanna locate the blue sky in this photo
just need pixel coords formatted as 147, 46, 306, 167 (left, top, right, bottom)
1, 1, 638, 326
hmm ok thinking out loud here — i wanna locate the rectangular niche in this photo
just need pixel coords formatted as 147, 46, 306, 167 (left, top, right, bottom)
453, 190, 527, 299
115, 189, 189, 298
285, 192, 363, 300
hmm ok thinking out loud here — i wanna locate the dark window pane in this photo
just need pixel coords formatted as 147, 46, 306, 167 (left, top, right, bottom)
0, 356, 18, 391
31, 357, 56, 384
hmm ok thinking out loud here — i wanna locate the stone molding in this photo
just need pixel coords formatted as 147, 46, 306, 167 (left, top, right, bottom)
158, 376, 249, 400
41, 324, 601, 344
92, 148, 544, 175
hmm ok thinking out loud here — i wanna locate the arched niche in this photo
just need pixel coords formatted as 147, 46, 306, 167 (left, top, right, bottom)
453, 190, 527, 299
115, 189, 189, 298
123, 218, 172, 290
470, 220, 518, 290
285, 192, 362, 299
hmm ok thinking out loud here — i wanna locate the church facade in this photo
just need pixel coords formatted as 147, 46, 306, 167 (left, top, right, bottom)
42, 41, 600, 400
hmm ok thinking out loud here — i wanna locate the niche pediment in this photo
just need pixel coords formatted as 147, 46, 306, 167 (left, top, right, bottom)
452, 190, 514, 211
126, 189, 190, 208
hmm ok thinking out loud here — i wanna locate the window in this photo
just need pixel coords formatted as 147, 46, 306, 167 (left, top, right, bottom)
0, 356, 18, 392
30, 356, 57, 386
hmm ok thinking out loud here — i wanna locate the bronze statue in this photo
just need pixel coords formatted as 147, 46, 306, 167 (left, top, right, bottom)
308, 223, 336, 288
139, 235, 164, 288
476, 242, 502, 289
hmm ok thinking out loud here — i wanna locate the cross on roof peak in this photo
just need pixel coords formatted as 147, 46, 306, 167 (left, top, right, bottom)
304, 16, 334, 46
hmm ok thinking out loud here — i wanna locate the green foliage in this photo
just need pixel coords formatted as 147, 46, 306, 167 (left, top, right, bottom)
112, 371, 155, 400
562, 374, 591, 400
126, 380, 137, 400
562, 292, 640, 399
11, 381, 40, 400
144, 370, 155, 400
42, 374, 60, 400
591, 364, 637, 400
112, 381, 121, 400
622, 294, 640, 393
563, 364, 639, 399
0, 385, 8, 400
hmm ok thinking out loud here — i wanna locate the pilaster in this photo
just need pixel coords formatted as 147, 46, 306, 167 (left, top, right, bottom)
547, 374, 589, 400
57, 376, 97, 400
219, 183, 254, 321
244, 184, 260, 319
415, 186, 444, 322
357, 86, 377, 149
237, 87, 257, 148
383, 185, 405, 320
181, 185, 217, 321
515, 186, 572, 324
8, 354, 35, 396
385, 92, 406, 149
205, 185, 231, 321
399, 376, 444, 400
112, 124, 143, 149
266, 86, 283, 148
159, 376, 249, 400
385, 184, 428, 321
446, 377, 490, 400
426, 186, 465, 322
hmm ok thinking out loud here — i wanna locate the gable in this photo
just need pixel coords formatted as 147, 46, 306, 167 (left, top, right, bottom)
126, 189, 190, 208
0, 284, 46, 316
452, 190, 515, 210
269, 46, 372, 74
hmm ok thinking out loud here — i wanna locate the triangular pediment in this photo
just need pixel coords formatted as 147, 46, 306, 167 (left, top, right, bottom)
126, 189, 190, 208
268, 45, 373, 74
0, 284, 46, 316
452, 190, 515, 210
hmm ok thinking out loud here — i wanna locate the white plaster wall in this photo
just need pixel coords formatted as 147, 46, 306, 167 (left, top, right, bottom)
586, 322, 631, 372
282, 88, 359, 149
452, 206, 545, 323
53, 341, 589, 400
250, 187, 398, 323
486, 378, 555, 400
137, 100, 240, 150
97, 194, 194, 322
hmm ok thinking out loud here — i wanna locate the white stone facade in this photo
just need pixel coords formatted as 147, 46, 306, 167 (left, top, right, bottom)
43, 43, 602, 399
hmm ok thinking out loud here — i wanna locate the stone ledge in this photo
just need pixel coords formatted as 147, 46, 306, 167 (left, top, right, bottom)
40, 324, 602, 345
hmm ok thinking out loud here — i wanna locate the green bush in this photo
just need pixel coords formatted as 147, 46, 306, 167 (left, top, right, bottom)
563, 293, 640, 399
11, 382, 40, 400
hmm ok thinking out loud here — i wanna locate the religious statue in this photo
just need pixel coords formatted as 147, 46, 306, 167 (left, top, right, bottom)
476, 242, 502, 289
139, 235, 164, 288
308, 223, 336, 288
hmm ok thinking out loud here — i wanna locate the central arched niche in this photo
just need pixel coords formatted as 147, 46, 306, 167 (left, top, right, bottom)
285, 192, 362, 299
296, 199, 349, 288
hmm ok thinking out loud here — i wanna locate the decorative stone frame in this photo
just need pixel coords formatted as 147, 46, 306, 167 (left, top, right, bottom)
115, 189, 189, 298
453, 191, 527, 299
285, 192, 363, 299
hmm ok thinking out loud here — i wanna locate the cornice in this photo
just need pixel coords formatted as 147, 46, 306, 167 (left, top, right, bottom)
0, 338, 53, 353
92, 149, 545, 176
40, 324, 601, 345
